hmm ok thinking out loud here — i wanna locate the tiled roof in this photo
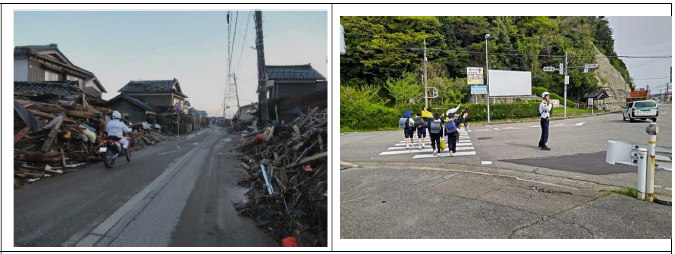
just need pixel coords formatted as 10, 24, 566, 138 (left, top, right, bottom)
14, 81, 82, 97
14, 44, 60, 54
584, 88, 609, 99
266, 64, 326, 81
119, 79, 187, 98
108, 94, 155, 111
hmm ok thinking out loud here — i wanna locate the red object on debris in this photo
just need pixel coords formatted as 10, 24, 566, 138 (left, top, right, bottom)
256, 133, 264, 143
282, 237, 299, 247
303, 165, 313, 172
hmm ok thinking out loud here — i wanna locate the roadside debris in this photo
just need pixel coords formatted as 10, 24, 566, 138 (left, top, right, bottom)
13, 83, 166, 187
234, 107, 327, 247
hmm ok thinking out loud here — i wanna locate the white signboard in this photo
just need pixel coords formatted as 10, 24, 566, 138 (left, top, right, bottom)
467, 67, 484, 85
551, 99, 560, 107
565, 75, 569, 85
340, 24, 346, 55
588, 98, 594, 106
487, 70, 532, 96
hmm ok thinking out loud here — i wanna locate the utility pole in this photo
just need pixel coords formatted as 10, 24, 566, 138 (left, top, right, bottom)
485, 34, 491, 123
564, 52, 568, 118
233, 73, 240, 110
254, 10, 269, 125
423, 39, 429, 109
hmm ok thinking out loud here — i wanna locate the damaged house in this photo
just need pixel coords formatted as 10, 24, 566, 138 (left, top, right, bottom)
264, 64, 328, 122
14, 44, 107, 98
117, 78, 192, 134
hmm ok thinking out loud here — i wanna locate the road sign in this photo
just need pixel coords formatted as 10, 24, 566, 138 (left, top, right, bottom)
175, 103, 181, 114
429, 87, 439, 98
467, 67, 484, 84
588, 98, 594, 106
559, 63, 564, 75
471, 85, 488, 95
587, 63, 598, 69
564, 75, 569, 85
543, 66, 556, 72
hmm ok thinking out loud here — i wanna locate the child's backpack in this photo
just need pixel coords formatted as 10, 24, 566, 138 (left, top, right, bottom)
414, 116, 424, 127
445, 119, 457, 133
429, 121, 442, 134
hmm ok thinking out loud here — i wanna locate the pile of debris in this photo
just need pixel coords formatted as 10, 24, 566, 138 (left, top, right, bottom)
234, 107, 328, 247
228, 118, 254, 133
13, 81, 164, 187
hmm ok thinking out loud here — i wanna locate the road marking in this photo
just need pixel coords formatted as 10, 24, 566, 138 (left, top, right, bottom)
380, 147, 475, 155
530, 125, 539, 128
501, 127, 522, 130
413, 151, 477, 159
76, 130, 216, 247
158, 145, 181, 156
481, 161, 493, 165
493, 128, 501, 131
575, 122, 586, 126
389, 143, 472, 150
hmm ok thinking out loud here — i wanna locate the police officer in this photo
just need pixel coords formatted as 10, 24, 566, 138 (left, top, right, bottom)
538, 92, 552, 151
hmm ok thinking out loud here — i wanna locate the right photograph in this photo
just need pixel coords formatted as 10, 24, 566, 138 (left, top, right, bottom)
339, 16, 671, 239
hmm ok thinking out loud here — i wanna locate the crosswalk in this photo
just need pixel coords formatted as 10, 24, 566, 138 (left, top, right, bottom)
378, 128, 477, 159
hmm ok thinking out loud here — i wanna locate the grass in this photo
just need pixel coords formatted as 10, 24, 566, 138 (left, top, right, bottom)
611, 187, 640, 199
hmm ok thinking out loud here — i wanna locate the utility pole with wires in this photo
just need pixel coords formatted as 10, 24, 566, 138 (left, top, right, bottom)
423, 39, 429, 109
254, 10, 269, 125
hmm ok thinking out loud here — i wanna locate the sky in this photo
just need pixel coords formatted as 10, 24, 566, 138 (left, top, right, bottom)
14, 11, 328, 118
607, 16, 672, 94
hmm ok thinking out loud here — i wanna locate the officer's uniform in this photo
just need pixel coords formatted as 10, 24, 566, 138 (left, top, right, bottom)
538, 100, 552, 149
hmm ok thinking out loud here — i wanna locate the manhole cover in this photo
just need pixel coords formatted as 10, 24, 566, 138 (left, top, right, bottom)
477, 137, 492, 140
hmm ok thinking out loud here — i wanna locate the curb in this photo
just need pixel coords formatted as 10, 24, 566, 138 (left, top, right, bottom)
471, 110, 620, 126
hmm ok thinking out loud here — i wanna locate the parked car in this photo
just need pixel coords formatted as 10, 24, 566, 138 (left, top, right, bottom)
623, 100, 659, 122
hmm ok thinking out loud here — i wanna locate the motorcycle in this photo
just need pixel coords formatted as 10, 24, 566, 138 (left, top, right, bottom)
99, 135, 131, 168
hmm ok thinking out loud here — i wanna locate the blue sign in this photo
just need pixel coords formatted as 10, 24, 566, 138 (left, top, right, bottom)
175, 103, 180, 114
471, 85, 488, 95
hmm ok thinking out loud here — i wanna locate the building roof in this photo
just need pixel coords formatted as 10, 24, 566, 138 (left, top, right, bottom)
14, 44, 74, 66
118, 78, 188, 98
630, 90, 649, 98
584, 88, 610, 99
14, 81, 82, 97
108, 94, 156, 111
15, 44, 107, 93
265, 64, 326, 81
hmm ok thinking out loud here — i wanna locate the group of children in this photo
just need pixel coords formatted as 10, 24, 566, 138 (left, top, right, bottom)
403, 105, 469, 157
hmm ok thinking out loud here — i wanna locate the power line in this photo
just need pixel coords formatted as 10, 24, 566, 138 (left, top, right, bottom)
632, 77, 670, 81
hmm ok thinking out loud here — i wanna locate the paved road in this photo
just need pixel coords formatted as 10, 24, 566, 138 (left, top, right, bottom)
340, 105, 672, 239
341, 106, 672, 193
14, 127, 276, 247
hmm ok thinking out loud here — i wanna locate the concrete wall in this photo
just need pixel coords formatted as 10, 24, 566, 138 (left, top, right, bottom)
14, 59, 28, 81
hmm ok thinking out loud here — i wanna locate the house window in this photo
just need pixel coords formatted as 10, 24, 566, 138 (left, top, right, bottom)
67, 75, 80, 82
44, 70, 60, 81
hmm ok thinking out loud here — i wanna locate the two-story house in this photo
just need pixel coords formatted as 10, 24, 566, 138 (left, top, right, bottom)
265, 64, 327, 99
117, 78, 189, 115
14, 44, 107, 98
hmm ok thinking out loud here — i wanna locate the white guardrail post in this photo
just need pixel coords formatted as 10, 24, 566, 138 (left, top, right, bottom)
636, 148, 647, 200
645, 123, 659, 202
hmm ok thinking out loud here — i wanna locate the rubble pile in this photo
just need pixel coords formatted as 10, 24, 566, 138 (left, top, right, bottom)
13, 86, 162, 187
234, 107, 328, 247
228, 118, 254, 133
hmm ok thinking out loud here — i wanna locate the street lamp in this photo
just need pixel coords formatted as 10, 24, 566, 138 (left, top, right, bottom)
485, 34, 491, 123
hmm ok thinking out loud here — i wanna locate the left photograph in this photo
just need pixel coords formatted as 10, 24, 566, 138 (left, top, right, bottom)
13, 10, 328, 247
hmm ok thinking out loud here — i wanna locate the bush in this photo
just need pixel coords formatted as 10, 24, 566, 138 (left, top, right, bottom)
532, 86, 574, 107
340, 85, 399, 131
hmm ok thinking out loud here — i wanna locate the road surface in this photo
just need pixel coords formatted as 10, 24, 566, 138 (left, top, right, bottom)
340, 106, 672, 239
14, 126, 277, 247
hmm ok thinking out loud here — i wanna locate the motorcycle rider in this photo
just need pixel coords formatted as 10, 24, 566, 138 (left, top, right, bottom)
106, 110, 132, 154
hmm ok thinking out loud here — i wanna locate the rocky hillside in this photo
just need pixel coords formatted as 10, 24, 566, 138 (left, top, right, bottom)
594, 45, 628, 110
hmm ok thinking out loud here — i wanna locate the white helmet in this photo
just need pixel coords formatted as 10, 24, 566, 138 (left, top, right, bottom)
112, 110, 121, 119
542, 92, 550, 99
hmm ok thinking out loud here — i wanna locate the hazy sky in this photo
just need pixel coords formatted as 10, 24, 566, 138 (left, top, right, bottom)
14, 11, 328, 118
607, 16, 672, 94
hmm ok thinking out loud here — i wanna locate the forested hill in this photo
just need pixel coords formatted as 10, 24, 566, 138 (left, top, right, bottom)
340, 16, 633, 102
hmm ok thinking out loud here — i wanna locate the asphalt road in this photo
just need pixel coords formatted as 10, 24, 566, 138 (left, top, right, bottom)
14, 126, 275, 247
341, 105, 672, 193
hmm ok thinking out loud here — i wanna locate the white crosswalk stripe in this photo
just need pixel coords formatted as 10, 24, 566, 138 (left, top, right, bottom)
379, 128, 477, 159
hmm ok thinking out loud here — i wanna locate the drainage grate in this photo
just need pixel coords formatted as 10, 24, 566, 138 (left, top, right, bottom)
477, 137, 492, 140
